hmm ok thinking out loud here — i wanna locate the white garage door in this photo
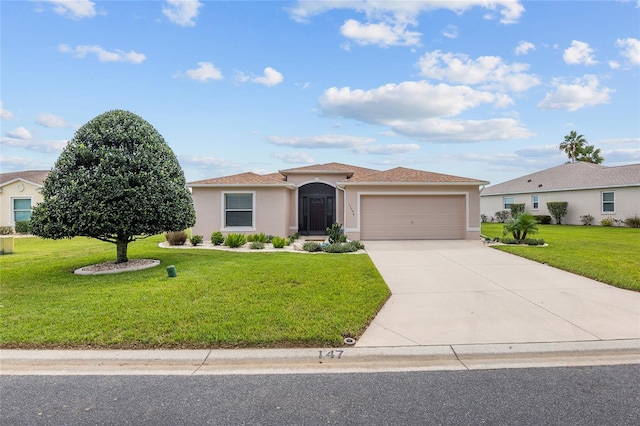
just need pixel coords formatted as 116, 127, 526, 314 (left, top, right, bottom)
360, 195, 466, 240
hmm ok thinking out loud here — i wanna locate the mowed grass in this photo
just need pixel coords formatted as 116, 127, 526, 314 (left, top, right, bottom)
0, 236, 390, 349
481, 223, 640, 291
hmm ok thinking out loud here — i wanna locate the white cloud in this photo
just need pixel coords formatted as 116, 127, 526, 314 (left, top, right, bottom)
162, 0, 203, 27
5, 127, 32, 140
36, 112, 68, 128
318, 80, 534, 142
0, 101, 16, 120
252, 67, 284, 87
0, 155, 53, 171
0, 135, 68, 153
288, 1, 525, 25
41, 0, 96, 20
179, 155, 232, 169
563, 40, 598, 65
273, 152, 316, 164
340, 19, 421, 47
609, 61, 621, 69
268, 134, 419, 155
319, 81, 505, 123
387, 117, 534, 142
442, 25, 458, 39
600, 137, 640, 145
183, 62, 223, 81
417, 50, 540, 92
537, 75, 612, 111
615, 37, 640, 64
515, 41, 535, 55
58, 44, 146, 64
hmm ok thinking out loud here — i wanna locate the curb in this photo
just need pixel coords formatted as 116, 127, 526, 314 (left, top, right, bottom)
2, 340, 638, 375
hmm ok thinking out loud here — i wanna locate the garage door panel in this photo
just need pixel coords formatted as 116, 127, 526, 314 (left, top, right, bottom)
361, 195, 465, 240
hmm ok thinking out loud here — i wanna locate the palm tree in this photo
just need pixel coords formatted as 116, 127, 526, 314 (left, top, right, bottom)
576, 144, 605, 164
559, 131, 587, 163
503, 213, 539, 242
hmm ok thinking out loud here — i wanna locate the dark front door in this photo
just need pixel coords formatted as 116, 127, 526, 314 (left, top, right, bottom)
298, 183, 336, 235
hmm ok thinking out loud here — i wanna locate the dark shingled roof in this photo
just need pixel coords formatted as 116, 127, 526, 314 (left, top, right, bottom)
481, 162, 640, 196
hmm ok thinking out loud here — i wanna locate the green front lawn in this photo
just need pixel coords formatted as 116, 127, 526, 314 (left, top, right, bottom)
0, 236, 390, 349
481, 223, 640, 291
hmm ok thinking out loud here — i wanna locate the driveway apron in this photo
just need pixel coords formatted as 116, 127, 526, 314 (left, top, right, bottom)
357, 240, 640, 347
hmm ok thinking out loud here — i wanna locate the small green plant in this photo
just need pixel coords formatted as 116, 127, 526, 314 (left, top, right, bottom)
600, 217, 614, 227
522, 238, 545, 246
326, 222, 346, 244
246, 234, 254, 242
253, 232, 268, 243
189, 235, 203, 246
323, 243, 358, 253
211, 231, 224, 245
165, 231, 188, 245
14, 221, 31, 234
0, 226, 14, 235
348, 241, 365, 250
250, 241, 264, 250
580, 214, 594, 225
531, 215, 550, 224
547, 201, 568, 224
510, 203, 525, 217
271, 236, 287, 248
494, 210, 510, 223
224, 233, 247, 248
503, 213, 539, 242
624, 215, 640, 228
302, 241, 322, 252
266, 235, 274, 243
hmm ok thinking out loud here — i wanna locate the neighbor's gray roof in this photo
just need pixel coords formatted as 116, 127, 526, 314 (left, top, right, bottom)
0, 170, 50, 187
481, 162, 640, 196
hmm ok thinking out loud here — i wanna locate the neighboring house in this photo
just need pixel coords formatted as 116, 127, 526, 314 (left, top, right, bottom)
480, 162, 640, 225
0, 170, 49, 228
188, 162, 488, 241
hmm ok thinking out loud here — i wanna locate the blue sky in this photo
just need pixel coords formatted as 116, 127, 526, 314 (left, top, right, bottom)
1, 0, 639, 185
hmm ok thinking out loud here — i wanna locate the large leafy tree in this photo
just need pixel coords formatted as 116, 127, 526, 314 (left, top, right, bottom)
31, 110, 195, 263
559, 131, 604, 164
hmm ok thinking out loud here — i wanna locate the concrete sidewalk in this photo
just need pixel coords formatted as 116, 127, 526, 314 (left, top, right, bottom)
358, 240, 640, 347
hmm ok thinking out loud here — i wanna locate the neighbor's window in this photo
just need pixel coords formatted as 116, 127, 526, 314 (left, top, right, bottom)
503, 197, 515, 209
13, 198, 32, 223
532, 195, 539, 210
602, 191, 615, 212
224, 193, 253, 227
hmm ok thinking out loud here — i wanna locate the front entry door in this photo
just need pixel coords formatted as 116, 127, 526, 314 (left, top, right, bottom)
309, 197, 326, 232
298, 183, 336, 235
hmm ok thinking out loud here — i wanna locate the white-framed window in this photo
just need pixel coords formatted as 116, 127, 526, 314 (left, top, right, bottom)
12, 197, 32, 223
223, 192, 255, 229
503, 196, 514, 209
532, 195, 539, 210
602, 191, 615, 213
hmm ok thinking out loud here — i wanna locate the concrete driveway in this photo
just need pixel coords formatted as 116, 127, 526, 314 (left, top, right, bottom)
357, 240, 640, 347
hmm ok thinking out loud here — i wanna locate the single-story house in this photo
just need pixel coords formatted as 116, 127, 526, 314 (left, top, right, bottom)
0, 170, 49, 228
188, 162, 488, 241
480, 162, 640, 224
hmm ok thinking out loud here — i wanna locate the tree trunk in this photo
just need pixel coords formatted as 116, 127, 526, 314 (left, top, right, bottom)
116, 239, 129, 264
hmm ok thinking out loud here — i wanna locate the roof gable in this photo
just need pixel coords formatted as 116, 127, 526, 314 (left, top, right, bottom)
189, 172, 286, 185
0, 170, 49, 188
481, 162, 640, 195
279, 162, 379, 179
346, 167, 486, 184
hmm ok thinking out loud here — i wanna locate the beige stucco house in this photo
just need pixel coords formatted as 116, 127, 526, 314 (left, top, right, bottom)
189, 162, 488, 241
480, 162, 640, 225
0, 170, 49, 228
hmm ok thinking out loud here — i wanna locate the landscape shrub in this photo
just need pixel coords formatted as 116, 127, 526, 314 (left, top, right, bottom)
547, 201, 568, 224
326, 222, 346, 244
302, 241, 322, 252
189, 235, 203, 246
533, 215, 552, 224
503, 213, 539, 242
14, 221, 31, 234
211, 231, 224, 245
0, 226, 14, 235
510, 203, 525, 217
250, 241, 264, 250
481, 214, 488, 223
323, 243, 358, 253
253, 232, 268, 243
624, 215, 640, 228
165, 231, 188, 245
494, 210, 510, 223
224, 233, 247, 248
522, 238, 545, 246
348, 241, 365, 250
600, 217, 614, 227
266, 235, 274, 243
246, 234, 254, 242
580, 214, 594, 225
271, 236, 287, 248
